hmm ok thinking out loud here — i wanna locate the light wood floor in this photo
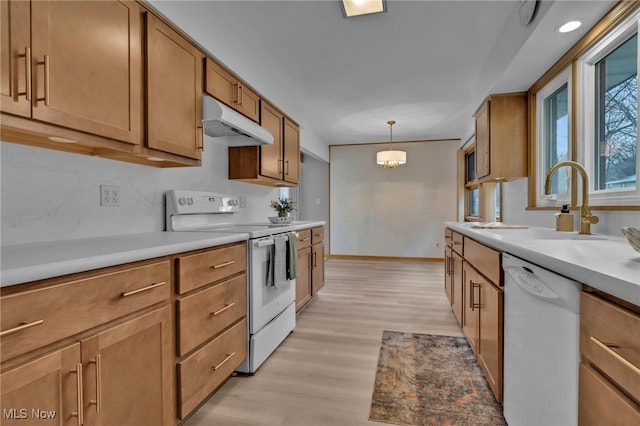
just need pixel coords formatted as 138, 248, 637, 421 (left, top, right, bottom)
184, 258, 463, 426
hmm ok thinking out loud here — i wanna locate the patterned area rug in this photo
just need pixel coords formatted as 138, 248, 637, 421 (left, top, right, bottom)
369, 331, 507, 426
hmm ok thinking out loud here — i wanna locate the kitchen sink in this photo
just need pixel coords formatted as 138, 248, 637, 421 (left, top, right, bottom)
474, 226, 608, 241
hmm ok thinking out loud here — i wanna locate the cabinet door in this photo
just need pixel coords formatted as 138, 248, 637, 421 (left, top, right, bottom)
1, 0, 31, 117
147, 12, 202, 160
237, 84, 260, 122
204, 58, 237, 109
444, 246, 453, 305
1, 343, 81, 426
475, 100, 490, 179
81, 305, 173, 426
283, 117, 300, 184
311, 242, 325, 295
462, 263, 479, 353
451, 252, 464, 327
296, 247, 312, 311
477, 278, 503, 403
30, 1, 142, 144
259, 101, 283, 180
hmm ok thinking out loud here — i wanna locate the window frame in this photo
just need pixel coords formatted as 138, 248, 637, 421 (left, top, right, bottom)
464, 143, 481, 221
527, 2, 640, 211
577, 10, 639, 206
535, 67, 572, 207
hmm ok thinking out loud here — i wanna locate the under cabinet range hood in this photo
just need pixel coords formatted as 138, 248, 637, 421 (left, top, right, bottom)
202, 96, 274, 146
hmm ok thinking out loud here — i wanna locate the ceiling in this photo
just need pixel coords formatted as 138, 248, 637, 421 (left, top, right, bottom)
148, 0, 616, 157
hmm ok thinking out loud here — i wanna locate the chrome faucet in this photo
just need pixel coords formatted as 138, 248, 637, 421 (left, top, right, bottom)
544, 161, 599, 235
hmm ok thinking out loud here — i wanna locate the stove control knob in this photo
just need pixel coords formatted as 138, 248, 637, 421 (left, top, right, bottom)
187, 197, 194, 205
178, 197, 186, 206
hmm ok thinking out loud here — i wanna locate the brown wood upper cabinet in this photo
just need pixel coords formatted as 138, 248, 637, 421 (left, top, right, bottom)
228, 100, 301, 187
474, 93, 527, 182
1, 0, 143, 144
146, 12, 203, 163
205, 58, 260, 122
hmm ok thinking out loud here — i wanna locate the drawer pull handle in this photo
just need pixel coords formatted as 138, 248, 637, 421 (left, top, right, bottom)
70, 363, 84, 426
121, 281, 166, 297
0, 319, 44, 337
211, 302, 235, 316
211, 260, 235, 270
212, 352, 236, 371
299, 237, 310, 242
590, 336, 640, 375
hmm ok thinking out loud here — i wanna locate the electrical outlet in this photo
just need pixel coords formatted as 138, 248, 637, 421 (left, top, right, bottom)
100, 185, 121, 207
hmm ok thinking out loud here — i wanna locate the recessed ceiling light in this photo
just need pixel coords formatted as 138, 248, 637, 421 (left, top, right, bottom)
340, 0, 386, 18
146, 156, 165, 162
48, 136, 77, 143
557, 20, 582, 33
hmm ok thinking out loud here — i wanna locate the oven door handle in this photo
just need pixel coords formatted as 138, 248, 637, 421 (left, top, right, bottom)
257, 239, 275, 248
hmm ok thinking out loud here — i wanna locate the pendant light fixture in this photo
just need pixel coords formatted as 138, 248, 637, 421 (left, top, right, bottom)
376, 120, 406, 168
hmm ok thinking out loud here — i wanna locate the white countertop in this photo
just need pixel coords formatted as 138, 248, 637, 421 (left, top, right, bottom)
0, 232, 249, 287
445, 222, 640, 306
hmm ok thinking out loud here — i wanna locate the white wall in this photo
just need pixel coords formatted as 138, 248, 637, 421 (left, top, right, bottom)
330, 141, 458, 258
502, 178, 638, 236
0, 138, 285, 245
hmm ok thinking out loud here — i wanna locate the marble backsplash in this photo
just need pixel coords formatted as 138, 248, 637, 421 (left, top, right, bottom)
1, 138, 283, 246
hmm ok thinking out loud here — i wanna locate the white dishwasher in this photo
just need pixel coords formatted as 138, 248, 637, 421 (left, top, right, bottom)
502, 253, 582, 426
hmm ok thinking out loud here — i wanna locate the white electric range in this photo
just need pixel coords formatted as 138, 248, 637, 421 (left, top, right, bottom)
165, 190, 296, 373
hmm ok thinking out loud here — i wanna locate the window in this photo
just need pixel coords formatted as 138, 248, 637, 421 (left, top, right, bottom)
464, 145, 480, 220
536, 68, 571, 205
594, 34, 637, 191
579, 10, 640, 205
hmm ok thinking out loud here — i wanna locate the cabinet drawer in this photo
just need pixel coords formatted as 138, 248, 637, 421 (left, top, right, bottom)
297, 229, 312, 250
177, 274, 247, 356
463, 237, 500, 285
1, 261, 170, 361
579, 362, 640, 425
176, 243, 246, 294
451, 231, 463, 255
177, 318, 247, 418
580, 292, 640, 402
311, 226, 324, 244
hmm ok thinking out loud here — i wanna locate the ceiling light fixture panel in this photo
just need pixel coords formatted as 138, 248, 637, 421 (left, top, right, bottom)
557, 20, 582, 33
340, 0, 386, 18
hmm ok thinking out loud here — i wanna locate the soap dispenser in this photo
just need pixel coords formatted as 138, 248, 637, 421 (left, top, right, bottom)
555, 204, 574, 232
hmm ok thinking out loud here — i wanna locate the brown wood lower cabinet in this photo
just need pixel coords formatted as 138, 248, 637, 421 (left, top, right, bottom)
0, 305, 174, 426
462, 262, 503, 402
311, 226, 325, 296
1, 343, 81, 425
81, 305, 174, 426
296, 246, 312, 311
579, 291, 640, 424
444, 227, 503, 403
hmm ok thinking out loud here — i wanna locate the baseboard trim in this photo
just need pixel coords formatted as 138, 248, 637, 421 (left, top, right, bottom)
327, 254, 443, 262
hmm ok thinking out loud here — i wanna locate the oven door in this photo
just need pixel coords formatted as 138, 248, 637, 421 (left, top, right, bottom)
248, 233, 296, 334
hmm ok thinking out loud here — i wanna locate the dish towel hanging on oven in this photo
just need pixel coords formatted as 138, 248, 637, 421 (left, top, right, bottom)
269, 235, 288, 288
287, 233, 298, 280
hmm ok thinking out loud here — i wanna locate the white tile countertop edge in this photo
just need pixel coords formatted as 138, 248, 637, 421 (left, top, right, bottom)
445, 222, 640, 306
0, 232, 250, 287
